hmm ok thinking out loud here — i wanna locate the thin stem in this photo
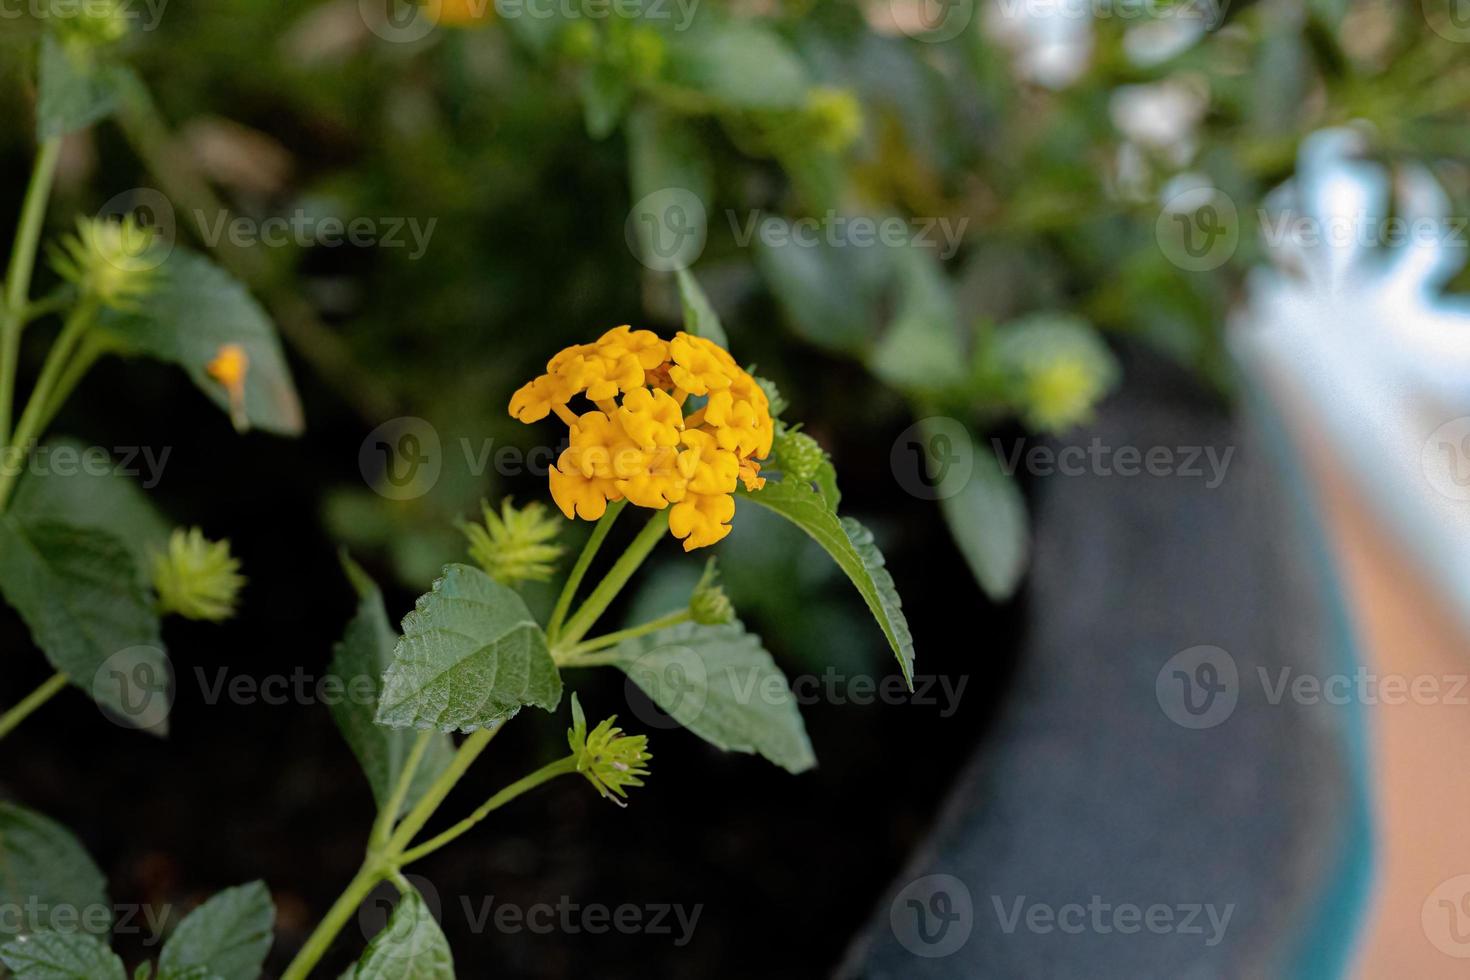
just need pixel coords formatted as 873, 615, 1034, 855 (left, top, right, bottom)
546, 501, 624, 644
0, 299, 97, 510
558, 510, 669, 647
0, 672, 68, 742
386, 725, 500, 855
279, 861, 389, 980
0, 137, 62, 444
33, 334, 105, 434
555, 609, 691, 664
398, 756, 578, 866
369, 731, 433, 849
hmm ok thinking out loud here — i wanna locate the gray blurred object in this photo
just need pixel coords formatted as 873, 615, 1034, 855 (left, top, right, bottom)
844, 351, 1372, 979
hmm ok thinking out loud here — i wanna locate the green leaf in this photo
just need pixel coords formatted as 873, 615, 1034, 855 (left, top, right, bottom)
869, 246, 967, 392
0, 516, 167, 731
35, 35, 128, 139
0, 931, 125, 980
609, 621, 814, 773
10, 438, 172, 573
755, 225, 889, 353
0, 803, 111, 946
375, 564, 562, 732
329, 556, 454, 815
666, 24, 808, 109
578, 62, 629, 140
674, 268, 728, 348
98, 248, 303, 436
352, 890, 454, 980
740, 480, 915, 688
935, 436, 1030, 601
156, 882, 273, 980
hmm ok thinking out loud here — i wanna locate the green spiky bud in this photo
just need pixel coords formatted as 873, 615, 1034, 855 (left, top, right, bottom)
151, 528, 245, 622
461, 498, 565, 586
689, 558, 734, 626
773, 428, 826, 484
567, 694, 651, 806
50, 216, 162, 309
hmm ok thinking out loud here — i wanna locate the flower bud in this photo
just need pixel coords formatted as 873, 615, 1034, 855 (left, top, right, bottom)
50, 217, 161, 310
461, 498, 565, 586
773, 428, 826, 484
151, 528, 245, 622
567, 695, 651, 806
689, 558, 734, 626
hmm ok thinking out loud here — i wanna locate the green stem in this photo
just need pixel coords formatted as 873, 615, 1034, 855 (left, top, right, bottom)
398, 756, 578, 866
0, 672, 68, 742
369, 731, 433, 850
386, 725, 500, 855
0, 300, 97, 511
279, 861, 389, 980
558, 510, 669, 647
546, 501, 624, 644
33, 334, 105, 435
0, 137, 62, 445
555, 609, 691, 664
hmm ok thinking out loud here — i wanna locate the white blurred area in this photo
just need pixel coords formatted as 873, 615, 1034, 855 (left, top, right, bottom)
1232, 127, 1470, 636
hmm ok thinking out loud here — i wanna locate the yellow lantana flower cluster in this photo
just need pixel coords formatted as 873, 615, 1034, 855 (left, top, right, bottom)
509, 327, 774, 550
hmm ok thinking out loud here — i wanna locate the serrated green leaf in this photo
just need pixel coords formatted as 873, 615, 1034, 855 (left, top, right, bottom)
35, 34, 128, 139
666, 24, 808, 109
154, 967, 220, 980
936, 437, 1030, 601
352, 890, 453, 980
376, 564, 562, 732
98, 248, 303, 436
0, 516, 167, 730
330, 556, 454, 815
10, 438, 172, 573
0, 931, 125, 980
609, 621, 814, 773
740, 480, 914, 687
156, 882, 273, 980
674, 268, 728, 348
0, 804, 111, 946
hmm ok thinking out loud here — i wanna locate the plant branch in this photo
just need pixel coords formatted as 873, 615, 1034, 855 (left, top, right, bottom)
385, 724, 501, 855
0, 672, 68, 743
398, 755, 578, 866
369, 730, 433, 850
0, 137, 62, 445
558, 510, 669, 648
546, 500, 624, 644
555, 609, 691, 665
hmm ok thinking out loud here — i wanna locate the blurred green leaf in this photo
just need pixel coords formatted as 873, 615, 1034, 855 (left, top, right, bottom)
934, 432, 1030, 602
35, 35, 128, 139
0, 517, 166, 732
0, 803, 110, 946
869, 245, 966, 392
0, 931, 125, 980
156, 882, 273, 980
666, 23, 808, 110
675, 267, 729, 347
99, 248, 303, 436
